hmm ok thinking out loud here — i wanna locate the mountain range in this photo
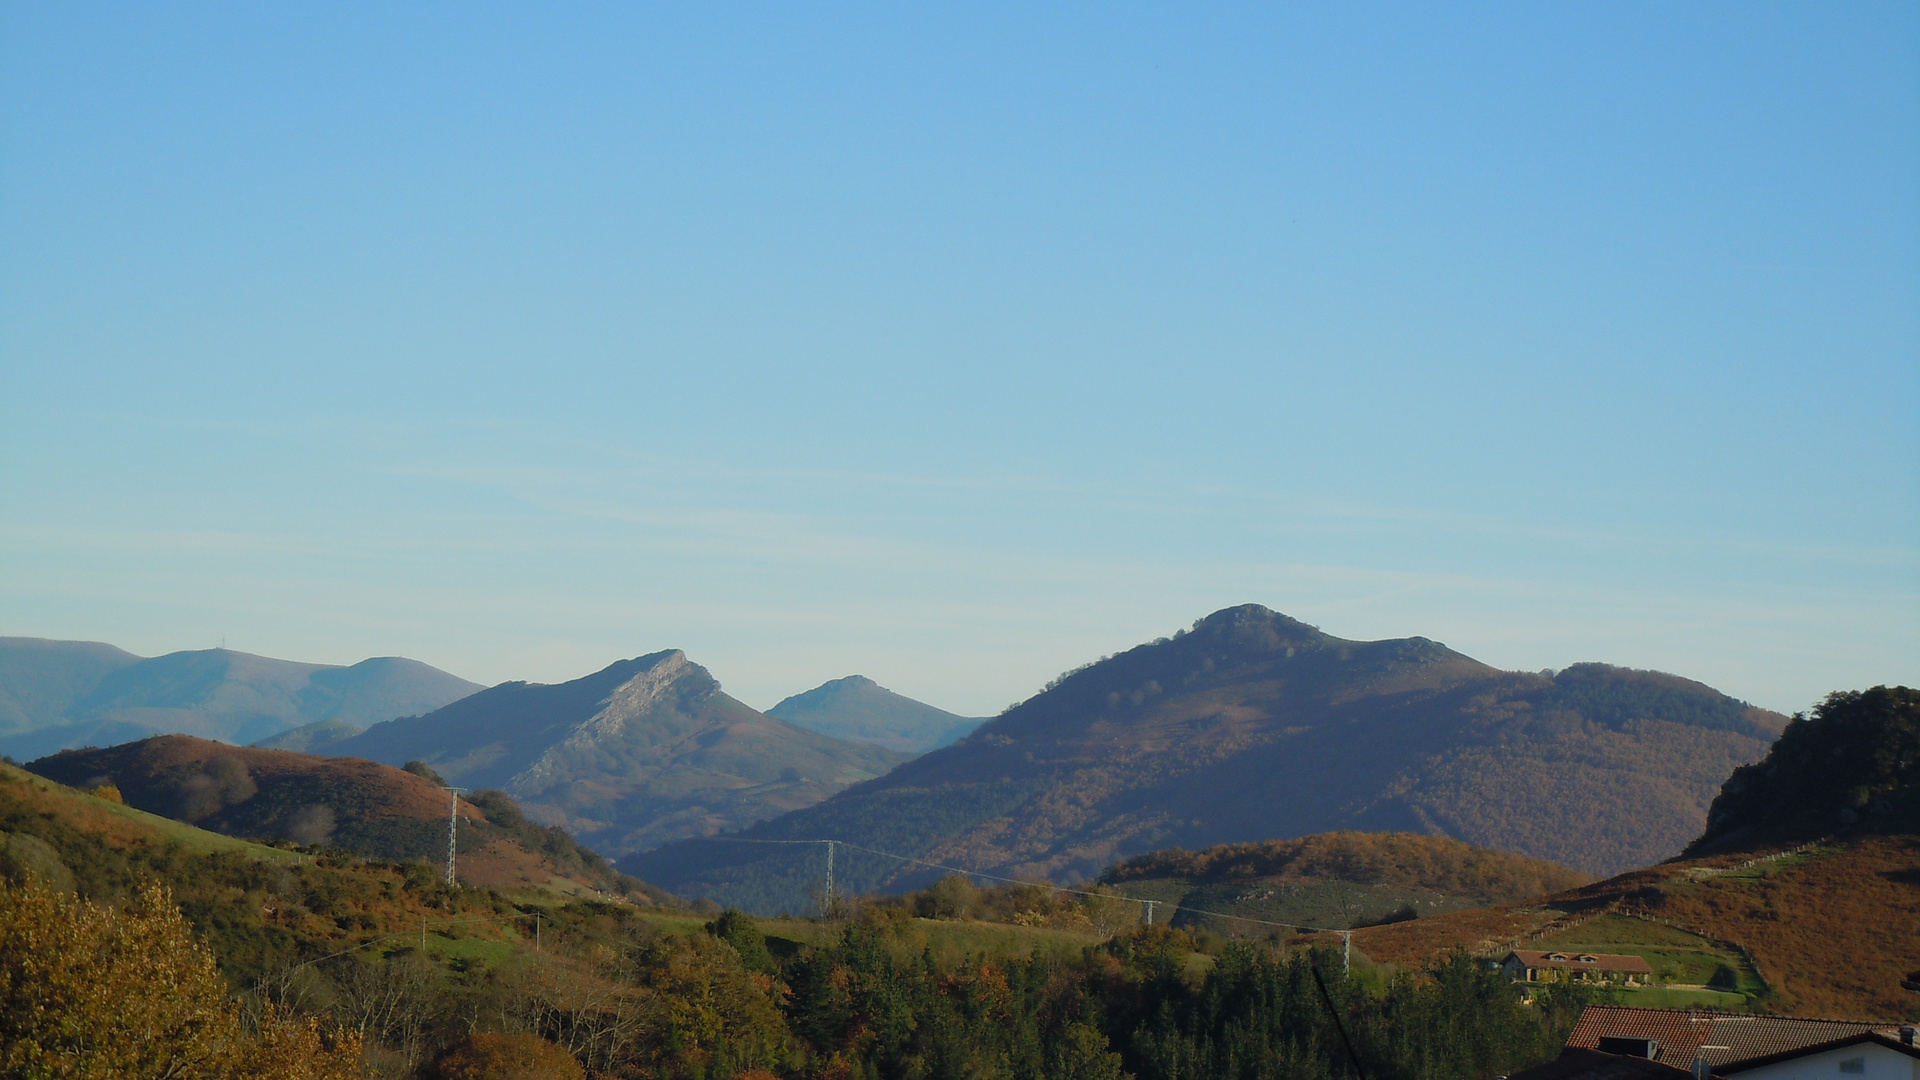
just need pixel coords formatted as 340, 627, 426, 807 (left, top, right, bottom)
626, 604, 1785, 911
317, 650, 912, 854
0, 638, 482, 759
3, 666, 1911, 1054
767, 675, 981, 754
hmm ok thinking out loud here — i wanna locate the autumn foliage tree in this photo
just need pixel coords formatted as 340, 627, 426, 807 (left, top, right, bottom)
0, 877, 361, 1080
429, 1031, 586, 1080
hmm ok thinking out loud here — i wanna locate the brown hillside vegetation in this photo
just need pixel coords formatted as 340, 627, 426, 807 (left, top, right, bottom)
1344, 836, 1920, 1022
27, 735, 642, 899
1106, 831, 1589, 900
0, 756, 1617, 1080
0, 758, 561, 979
0, 758, 793, 1074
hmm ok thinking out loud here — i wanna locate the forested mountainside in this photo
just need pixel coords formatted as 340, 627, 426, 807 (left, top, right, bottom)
0, 637, 480, 758
1349, 688, 1920, 1021
628, 604, 1781, 912
323, 650, 912, 855
768, 675, 980, 754
1688, 685, 1919, 856
26, 735, 648, 899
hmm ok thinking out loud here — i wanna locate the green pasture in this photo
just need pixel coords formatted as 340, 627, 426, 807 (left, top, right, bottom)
1614, 987, 1751, 1009
1689, 846, 1833, 882
1530, 914, 1765, 1002
422, 931, 517, 967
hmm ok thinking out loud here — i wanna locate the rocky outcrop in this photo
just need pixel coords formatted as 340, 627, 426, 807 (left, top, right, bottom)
325, 651, 911, 855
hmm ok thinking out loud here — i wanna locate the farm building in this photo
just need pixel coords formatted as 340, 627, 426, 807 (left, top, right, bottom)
1502, 950, 1657, 986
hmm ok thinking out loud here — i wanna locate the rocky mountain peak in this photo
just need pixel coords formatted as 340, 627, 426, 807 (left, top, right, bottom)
584, 650, 706, 739
1187, 604, 1334, 656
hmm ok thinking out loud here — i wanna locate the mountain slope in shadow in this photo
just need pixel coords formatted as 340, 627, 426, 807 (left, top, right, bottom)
627, 604, 1781, 912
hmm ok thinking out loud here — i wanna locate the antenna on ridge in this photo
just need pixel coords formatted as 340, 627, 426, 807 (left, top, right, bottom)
441, 786, 468, 886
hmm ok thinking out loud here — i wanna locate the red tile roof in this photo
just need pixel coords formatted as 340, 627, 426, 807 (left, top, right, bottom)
1567, 1007, 1887, 1069
1511, 951, 1656, 975
1721, 1032, 1920, 1075
1509, 1048, 1697, 1080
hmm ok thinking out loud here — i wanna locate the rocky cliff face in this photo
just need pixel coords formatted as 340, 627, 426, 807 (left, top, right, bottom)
508, 650, 702, 796
327, 651, 911, 855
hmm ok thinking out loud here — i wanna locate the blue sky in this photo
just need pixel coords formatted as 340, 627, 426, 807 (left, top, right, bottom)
2, 3, 1915, 717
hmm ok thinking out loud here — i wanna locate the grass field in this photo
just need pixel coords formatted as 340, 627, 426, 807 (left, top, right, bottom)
423, 932, 517, 967
1532, 913, 1766, 999
1614, 987, 1751, 1009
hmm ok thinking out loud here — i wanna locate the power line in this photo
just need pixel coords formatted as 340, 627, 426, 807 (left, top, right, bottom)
704, 836, 1360, 936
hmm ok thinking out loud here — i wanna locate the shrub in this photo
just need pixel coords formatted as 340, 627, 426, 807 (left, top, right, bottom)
430, 1032, 585, 1080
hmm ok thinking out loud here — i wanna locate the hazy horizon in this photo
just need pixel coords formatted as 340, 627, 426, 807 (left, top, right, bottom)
3, 5, 1915, 718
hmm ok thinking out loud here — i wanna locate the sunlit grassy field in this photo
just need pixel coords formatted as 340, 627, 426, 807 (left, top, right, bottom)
1533, 913, 1766, 999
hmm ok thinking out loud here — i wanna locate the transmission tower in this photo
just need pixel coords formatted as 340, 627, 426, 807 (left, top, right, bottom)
442, 786, 467, 886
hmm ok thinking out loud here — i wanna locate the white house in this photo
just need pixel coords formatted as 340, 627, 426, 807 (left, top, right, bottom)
1720, 1033, 1920, 1080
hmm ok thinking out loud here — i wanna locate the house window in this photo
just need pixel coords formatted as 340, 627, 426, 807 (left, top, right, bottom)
1838, 1057, 1865, 1074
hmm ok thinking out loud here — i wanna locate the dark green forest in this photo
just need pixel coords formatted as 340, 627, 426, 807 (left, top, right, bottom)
1691, 685, 1920, 852
703, 909, 1589, 1080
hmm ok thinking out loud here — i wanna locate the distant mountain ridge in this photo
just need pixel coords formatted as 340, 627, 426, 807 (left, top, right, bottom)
626, 604, 1783, 912
324, 650, 913, 855
0, 638, 482, 758
768, 675, 980, 754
